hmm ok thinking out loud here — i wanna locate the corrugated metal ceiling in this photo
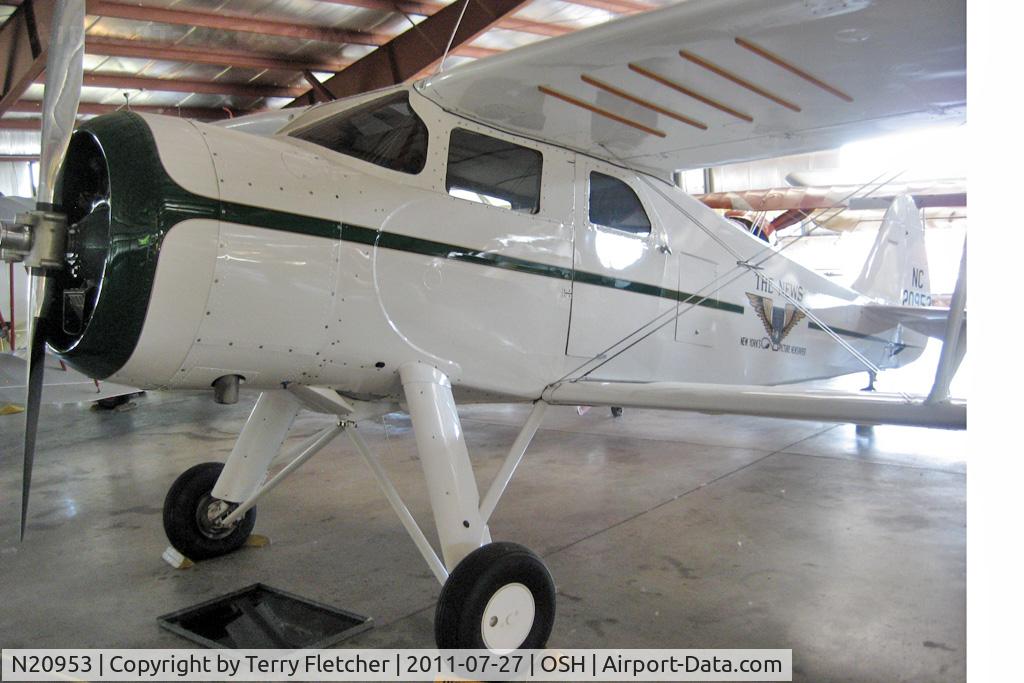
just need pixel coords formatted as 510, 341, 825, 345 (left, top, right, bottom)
0, 0, 678, 129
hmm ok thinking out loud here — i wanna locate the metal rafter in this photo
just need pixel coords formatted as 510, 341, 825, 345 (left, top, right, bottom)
40, 72, 308, 99
565, 0, 650, 14
85, 0, 390, 46
316, 0, 574, 37
85, 37, 355, 74
0, 0, 55, 117
8, 101, 246, 119
289, 0, 532, 106
83, 1, 501, 59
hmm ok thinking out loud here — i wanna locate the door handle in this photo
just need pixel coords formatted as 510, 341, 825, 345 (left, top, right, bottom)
657, 243, 673, 255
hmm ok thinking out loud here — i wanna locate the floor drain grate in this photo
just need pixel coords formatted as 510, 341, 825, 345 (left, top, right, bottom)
158, 583, 372, 648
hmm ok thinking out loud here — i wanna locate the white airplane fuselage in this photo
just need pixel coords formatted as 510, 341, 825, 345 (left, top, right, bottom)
55, 86, 923, 401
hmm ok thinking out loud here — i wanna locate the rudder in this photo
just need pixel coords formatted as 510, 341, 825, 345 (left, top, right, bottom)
852, 194, 931, 306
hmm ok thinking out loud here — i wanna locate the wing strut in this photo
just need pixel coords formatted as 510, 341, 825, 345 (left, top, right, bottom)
926, 240, 967, 403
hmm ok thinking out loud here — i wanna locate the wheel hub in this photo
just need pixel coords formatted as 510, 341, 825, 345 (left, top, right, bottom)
194, 494, 238, 540
481, 582, 535, 653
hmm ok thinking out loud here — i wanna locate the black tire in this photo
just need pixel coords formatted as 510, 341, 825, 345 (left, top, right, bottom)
162, 462, 256, 561
435, 542, 555, 651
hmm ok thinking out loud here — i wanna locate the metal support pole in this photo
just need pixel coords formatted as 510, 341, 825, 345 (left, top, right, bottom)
479, 401, 548, 523
927, 239, 967, 403
218, 422, 345, 527
346, 425, 449, 585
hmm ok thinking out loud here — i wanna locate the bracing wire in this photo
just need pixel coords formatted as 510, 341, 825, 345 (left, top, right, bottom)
436, 0, 472, 76
549, 165, 909, 388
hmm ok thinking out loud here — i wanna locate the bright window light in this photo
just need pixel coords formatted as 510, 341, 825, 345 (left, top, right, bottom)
839, 125, 967, 181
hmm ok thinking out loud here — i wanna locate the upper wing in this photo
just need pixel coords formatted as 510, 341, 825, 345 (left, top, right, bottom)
417, 0, 965, 175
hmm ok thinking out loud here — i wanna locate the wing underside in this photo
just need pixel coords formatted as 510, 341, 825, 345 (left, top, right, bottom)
542, 380, 966, 429
417, 0, 965, 175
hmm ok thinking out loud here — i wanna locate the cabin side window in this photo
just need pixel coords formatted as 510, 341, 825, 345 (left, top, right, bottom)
288, 92, 428, 174
445, 128, 542, 214
588, 171, 652, 236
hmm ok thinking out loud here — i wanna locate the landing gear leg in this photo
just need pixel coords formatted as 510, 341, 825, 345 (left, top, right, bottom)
862, 370, 877, 392
162, 391, 301, 560
365, 363, 556, 650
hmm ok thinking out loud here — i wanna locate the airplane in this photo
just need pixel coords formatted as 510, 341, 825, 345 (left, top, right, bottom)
0, 0, 965, 651
1, 191, 139, 410
695, 179, 967, 241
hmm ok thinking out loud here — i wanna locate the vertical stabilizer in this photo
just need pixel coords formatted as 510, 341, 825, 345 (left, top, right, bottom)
852, 194, 931, 305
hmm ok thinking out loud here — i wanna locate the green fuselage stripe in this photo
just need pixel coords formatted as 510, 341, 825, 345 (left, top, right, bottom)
217, 205, 747, 314
220, 204, 897, 342
221, 208, 901, 342
338, 222, 744, 313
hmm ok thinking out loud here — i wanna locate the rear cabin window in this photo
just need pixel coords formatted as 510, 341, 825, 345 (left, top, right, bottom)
589, 171, 652, 236
289, 92, 428, 174
446, 128, 542, 213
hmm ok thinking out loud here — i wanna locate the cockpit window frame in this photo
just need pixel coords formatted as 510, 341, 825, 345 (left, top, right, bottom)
444, 127, 544, 215
287, 91, 429, 175
587, 170, 653, 238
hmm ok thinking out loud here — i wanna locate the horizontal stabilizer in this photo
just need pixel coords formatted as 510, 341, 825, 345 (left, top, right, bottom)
542, 380, 965, 430
862, 304, 965, 340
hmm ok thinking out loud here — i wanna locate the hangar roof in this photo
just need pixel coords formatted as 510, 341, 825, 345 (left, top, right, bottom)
0, 0, 676, 130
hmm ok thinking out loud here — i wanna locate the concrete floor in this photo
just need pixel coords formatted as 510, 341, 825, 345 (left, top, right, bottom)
0, 388, 965, 681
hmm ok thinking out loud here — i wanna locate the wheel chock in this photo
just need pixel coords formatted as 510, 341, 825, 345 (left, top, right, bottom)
162, 546, 194, 569
245, 534, 271, 548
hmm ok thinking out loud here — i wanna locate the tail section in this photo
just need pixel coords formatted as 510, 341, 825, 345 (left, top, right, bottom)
852, 194, 931, 306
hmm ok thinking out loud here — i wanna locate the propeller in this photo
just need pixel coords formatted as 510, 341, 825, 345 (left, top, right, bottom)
11, 1, 85, 539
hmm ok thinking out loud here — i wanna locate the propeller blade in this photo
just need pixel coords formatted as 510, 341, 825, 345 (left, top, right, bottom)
37, 0, 85, 207
19, 0, 85, 538
20, 278, 52, 540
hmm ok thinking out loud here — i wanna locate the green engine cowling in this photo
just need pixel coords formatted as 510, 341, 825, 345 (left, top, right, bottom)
51, 112, 220, 379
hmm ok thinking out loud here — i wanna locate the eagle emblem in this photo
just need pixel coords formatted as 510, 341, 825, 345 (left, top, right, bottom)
746, 293, 806, 345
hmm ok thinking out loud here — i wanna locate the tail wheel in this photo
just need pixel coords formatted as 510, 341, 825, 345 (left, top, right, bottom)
435, 542, 555, 651
162, 462, 255, 561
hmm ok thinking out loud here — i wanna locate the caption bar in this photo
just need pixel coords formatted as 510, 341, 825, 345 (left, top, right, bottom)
1, 648, 790, 681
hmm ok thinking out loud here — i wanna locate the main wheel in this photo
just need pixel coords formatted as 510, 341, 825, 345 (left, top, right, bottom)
435, 542, 555, 651
162, 462, 256, 561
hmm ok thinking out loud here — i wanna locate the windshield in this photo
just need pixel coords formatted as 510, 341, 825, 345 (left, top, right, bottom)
289, 91, 428, 174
